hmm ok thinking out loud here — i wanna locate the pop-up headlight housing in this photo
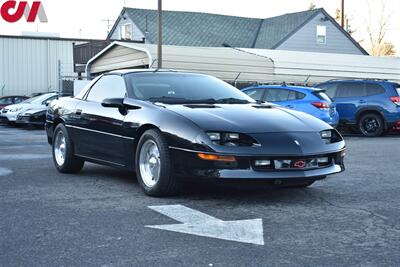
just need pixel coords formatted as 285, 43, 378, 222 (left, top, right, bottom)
206, 132, 259, 146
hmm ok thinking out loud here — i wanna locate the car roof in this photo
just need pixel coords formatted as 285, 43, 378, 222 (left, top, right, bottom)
0, 95, 28, 98
318, 79, 395, 84
243, 85, 322, 92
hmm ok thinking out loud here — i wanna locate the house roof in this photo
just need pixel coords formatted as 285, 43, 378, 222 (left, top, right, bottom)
108, 8, 368, 54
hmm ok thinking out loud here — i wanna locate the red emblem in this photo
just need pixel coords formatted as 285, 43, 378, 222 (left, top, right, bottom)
293, 160, 306, 168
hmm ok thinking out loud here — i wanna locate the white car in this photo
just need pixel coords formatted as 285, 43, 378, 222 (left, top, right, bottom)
0, 93, 58, 125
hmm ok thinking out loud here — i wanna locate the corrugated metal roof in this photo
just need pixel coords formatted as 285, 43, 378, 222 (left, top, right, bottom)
86, 42, 275, 82
87, 42, 400, 84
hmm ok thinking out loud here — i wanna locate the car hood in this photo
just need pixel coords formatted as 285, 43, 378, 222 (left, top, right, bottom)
164, 104, 330, 133
22, 106, 47, 115
5, 103, 42, 112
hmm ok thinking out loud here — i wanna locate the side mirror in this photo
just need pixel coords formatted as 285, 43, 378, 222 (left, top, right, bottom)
101, 98, 141, 111
101, 98, 125, 108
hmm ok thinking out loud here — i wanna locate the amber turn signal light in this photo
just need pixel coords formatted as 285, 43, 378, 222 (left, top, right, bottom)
197, 153, 236, 162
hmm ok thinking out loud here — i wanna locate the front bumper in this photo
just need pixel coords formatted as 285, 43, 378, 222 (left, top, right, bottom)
0, 115, 8, 123
3, 113, 18, 122
170, 147, 345, 180
16, 114, 45, 126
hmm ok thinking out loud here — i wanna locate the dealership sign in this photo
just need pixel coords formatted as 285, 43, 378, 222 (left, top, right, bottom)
0, 1, 47, 23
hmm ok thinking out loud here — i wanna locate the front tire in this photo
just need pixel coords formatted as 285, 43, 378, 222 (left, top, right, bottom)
52, 124, 84, 173
135, 129, 180, 197
358, 113, 385, 137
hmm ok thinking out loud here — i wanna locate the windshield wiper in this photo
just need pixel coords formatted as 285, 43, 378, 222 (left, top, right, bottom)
213, 98, 251, 104
148, 96, 190, 103
147, 97, 251, 104
148, 96, 217, 104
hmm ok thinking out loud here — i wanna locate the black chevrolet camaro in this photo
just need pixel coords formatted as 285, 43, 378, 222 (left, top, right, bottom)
46, 70, 345, 196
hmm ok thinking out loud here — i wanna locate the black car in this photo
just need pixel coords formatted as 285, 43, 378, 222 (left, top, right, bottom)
15, 106, 47, 127
46, 70, 346, 196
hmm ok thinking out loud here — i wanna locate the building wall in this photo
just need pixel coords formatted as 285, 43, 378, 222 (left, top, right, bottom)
275, 13, 364, 55
0, 36, 79, 96
109, 14, 146, 42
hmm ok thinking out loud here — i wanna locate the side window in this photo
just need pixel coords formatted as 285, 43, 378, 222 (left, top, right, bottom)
366, 83, 386, 96
316, 25, 327, 44
86, 75, 127, 103
243, 89, 264, 101
265, 89, 290, 102
288, 91, 306, 100
14, 97, 25, 104
120, 24, 133, 40
336, 82, 366, 98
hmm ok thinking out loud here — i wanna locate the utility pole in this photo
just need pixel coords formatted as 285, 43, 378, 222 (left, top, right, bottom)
157, 0, 162, 69
341, 0, 345, 28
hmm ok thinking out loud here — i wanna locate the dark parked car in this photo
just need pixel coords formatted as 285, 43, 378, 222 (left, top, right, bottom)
46, 70, 345, 196
15, 106, 48, 127
315, 79, 400, 136
0, 95, 29, 109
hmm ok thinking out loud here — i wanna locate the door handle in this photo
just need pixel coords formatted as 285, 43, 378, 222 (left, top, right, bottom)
359, 100, 366, 104
75, 109, 82, 115
285, 105, 294, 108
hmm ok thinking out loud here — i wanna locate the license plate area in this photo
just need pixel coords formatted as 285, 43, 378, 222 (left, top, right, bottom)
252, 156, 332, 171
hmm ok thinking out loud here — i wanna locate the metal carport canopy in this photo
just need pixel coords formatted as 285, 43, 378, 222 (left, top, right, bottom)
242, 48, 400, 84
86, 41, 275, 82
86, 41, 400, 84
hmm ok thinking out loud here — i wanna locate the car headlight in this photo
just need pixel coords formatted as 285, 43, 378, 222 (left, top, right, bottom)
320, 129, 343, 144
206, 132, 258, 146
9, 107, 23, 112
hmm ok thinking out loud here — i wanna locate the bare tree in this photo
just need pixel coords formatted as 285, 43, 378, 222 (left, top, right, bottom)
366, 0, 394, 56
308, 2, 316, 10
335, 8, 356, 35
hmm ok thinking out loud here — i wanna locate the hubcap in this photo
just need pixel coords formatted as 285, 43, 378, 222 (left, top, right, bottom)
54, 131, 66, 166
139, 140, 161, 187
362, 117, 380, 133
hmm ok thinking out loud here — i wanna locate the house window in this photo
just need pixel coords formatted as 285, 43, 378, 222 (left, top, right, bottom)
120, 24, 132, 40
316, 25, 326, 44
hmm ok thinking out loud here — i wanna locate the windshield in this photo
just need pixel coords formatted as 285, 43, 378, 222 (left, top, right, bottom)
23, 93, 55, 104
125, 72, 255, 104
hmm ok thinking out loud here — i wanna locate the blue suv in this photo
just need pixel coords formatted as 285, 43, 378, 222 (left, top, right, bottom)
242, 85, 339, 127
315, 79, 400, 137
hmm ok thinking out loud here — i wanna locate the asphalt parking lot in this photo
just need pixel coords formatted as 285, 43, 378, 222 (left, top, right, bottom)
1, 125, 400, 266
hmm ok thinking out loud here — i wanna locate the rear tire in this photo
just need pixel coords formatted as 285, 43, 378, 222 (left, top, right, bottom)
135, 129, 180, 197
358, 113, 385, 137
52, 124, 84, 173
